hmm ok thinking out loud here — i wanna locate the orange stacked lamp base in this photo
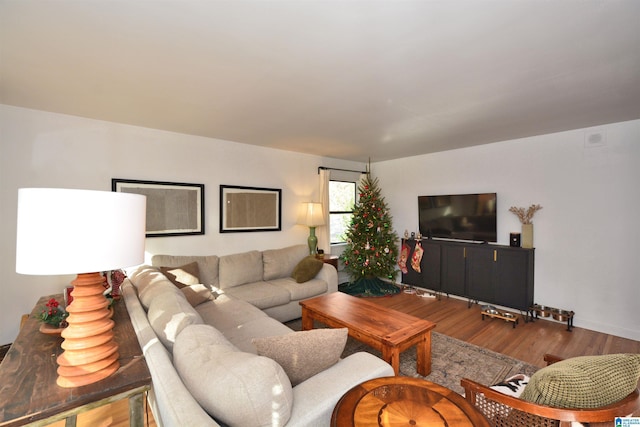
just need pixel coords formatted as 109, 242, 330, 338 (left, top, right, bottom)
56, 272, 119, 388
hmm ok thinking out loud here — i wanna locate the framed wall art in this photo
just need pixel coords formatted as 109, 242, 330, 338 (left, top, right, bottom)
112, 179, 204, 237
220, 185, 281, 232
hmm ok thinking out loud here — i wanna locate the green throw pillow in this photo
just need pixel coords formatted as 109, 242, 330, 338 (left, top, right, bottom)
520, 353, 640, 408
291, 256, 323, 283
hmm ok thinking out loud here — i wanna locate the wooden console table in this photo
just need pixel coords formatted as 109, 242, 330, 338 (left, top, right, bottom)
0, 294, 151, 427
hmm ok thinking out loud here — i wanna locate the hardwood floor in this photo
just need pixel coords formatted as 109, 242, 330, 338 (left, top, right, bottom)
45, 291, 639, 427
368, 291, 640, 368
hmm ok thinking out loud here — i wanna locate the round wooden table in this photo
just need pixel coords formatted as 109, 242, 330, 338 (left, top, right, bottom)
331, 376, 490, 427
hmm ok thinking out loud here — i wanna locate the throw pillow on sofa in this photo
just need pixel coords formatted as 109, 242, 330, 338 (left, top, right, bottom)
174, 324, 293, 427
291, 256, 324, 283
490, 374, 529, 398
159, 262, 201, 288
252, 328, 348, 385
180, 284, 216, 307
520, 353, 640, 408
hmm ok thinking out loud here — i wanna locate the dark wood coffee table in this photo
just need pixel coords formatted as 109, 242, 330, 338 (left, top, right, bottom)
299, 292, 436, 375
331, 376, 490, 426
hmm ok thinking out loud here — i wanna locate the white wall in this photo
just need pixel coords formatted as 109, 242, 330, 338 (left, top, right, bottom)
2, 105, 638, 344
373, 120, 640, 341
0, 105, 364, 345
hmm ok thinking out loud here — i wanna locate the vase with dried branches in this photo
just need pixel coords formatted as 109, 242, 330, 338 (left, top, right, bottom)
509, 204, 542, 248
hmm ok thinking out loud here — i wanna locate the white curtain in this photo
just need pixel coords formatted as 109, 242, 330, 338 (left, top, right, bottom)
318, 169, 331, 253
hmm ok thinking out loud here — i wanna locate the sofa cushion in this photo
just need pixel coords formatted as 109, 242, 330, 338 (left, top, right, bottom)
138, 279, 182, 311
221, 317, 293, 354
291, 255, 324, 283
174, 324, 293, 427
218, 250, 263, 289
180, 284, 216, 307
152, 254, 220, 288
520, 353, 640, 408
222, 281, 291, 309
196, 294, 268, 331
159, 262, 200, 288
268, 277, 328, 301
253, 328, 348, 386
147, 291, 204, 351
263, 245, 308, 280
128, 265, 170, 294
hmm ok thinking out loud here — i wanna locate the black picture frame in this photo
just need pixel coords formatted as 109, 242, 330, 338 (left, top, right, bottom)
220, 185, 281, 233
112, 179, 204, 237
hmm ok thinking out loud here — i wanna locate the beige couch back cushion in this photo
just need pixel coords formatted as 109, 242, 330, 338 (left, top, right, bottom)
218, 250, 263, 289
262, 244, 308, 280
151, 254, 220, 288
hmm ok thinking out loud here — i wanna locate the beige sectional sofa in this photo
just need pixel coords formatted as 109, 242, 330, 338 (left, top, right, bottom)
151, 244, 337, 322
122, 245, 394, 427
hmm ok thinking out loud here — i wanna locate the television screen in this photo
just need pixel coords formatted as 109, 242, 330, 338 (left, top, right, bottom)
418, 193, 497, 242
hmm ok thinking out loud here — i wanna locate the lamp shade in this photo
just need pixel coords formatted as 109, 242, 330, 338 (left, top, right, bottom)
16, 188, 146, 275
298, 202, 325, 227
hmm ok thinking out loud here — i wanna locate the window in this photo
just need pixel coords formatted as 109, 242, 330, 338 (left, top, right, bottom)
329, 180, 356, 244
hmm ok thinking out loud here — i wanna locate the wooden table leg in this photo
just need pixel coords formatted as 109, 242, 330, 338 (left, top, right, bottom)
65, 415, 77, 427
301, 308, 314, 331
381, 346, 401, 376
416, 332, 431, 376
129, 392, 145, 427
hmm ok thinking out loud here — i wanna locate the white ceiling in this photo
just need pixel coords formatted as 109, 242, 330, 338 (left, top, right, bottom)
2, 1, 640, 162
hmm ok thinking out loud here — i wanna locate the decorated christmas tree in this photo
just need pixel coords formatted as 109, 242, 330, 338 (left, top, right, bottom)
340, 174, 400, 297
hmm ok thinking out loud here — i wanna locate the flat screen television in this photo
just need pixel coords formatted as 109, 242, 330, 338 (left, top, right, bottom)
418, 193, 497, 242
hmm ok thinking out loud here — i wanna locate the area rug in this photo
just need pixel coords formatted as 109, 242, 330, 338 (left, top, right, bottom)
285, 319, 538, 395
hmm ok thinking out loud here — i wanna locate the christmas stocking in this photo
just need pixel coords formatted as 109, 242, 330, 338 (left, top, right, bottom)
411, 241, 424, 272
398, 241, 410, 274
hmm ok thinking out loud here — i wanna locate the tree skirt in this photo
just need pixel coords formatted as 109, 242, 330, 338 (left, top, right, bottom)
338, 277, 400, 297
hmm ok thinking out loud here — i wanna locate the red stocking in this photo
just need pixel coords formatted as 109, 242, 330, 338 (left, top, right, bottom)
398, 242, 409, 274
411, 242, 424, 272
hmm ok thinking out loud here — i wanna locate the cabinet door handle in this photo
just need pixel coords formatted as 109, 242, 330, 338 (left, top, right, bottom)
463, 248, 466, 258
494, 250, 497, 262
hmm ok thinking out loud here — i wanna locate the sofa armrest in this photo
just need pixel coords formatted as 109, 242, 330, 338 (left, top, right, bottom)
287, 352, 393, 426
314, 263, 338, 293
122, 280, 221, 427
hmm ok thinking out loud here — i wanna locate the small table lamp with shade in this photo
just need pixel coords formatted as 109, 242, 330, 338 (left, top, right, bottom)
298, 202, 325, 255
15, 188, 146, 388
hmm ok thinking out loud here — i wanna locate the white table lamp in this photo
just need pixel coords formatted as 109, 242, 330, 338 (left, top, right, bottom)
298, 202, 325, 255
16, 188, 146, 387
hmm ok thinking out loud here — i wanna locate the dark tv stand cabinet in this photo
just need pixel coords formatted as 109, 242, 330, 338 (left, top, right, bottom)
402, 239, 534, 312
